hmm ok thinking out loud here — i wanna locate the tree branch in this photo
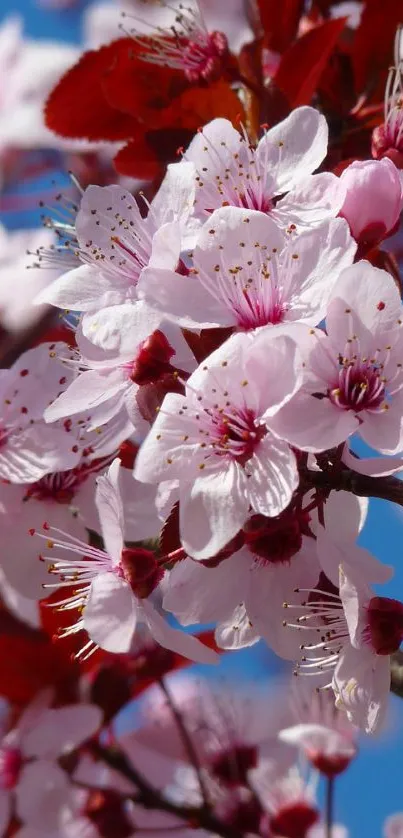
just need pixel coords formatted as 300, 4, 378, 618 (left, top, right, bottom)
90, 743, 244, 838
300, 462, 403, 508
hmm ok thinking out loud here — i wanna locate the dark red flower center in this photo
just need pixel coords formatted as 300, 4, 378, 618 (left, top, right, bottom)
329, 360, 385, 413
130, 330, 176, 386
270, 802, 319, 838
366, 596, 403, 655
119, 547, 164, 598
209, 744, 258, 786
243, 509, 311, 565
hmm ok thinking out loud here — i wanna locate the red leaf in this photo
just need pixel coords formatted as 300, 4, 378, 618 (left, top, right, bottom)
0, 633, 78, 706
45, 39, 138, 141
257, 0, 304, 52
352, 0, 403, 98
274, 17, 347, 107
114, 138, 161, 180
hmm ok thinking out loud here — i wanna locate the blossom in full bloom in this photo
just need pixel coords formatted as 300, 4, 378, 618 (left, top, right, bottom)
269, 261, 403, 454
0, 692, 101, 835
178, 108, 345, 231
135, 329, 302, 559
31, 458, 218, 663
139, 208, 356, 331
339, 159, 403, 254
36, 176, 194, 316
163, 505, 321, 659
43, 302, 195, 430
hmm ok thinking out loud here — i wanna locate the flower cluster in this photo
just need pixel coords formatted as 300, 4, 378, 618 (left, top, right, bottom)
3, 0, 403, 835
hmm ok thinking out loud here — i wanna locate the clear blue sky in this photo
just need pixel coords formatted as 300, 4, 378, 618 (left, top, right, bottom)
1, 2, 403, 833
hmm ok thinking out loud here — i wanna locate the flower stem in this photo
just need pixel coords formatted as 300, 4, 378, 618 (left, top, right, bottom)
326, 776, 335, 838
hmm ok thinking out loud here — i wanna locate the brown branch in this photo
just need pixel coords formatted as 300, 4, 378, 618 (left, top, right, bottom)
390, 651, 403, 698
300, 462, 403, 508
90, 743, 244, 838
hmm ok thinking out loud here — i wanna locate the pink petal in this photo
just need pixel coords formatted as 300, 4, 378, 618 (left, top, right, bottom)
140, 599, 219, 664
179, 463, 249, 559
163, 551, 249, 625
342, 445, 403, 476
16, 760, 73, 831
275, 172, 347, 227
44, 369, 127, 422
83, 573, 136, 653
0, 790, 11, 836
333, 645, 390, 734
95, 459, 124, 561
22, 705, 102, 759
246, 434, 298, 517
215, 604, 261, 649
258, 106, 328, 194
35, 264, 112, 311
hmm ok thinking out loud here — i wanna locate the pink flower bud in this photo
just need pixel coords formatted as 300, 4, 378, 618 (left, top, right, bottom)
339, 158, 403, 253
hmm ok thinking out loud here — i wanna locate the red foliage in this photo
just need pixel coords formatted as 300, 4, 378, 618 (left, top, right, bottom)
274, 17, 347, 107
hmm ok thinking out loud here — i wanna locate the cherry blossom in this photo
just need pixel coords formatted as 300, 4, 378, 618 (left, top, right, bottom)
279, 684, 358, 777
339, 159, 403, 253
36, 174, 194, 315
179, 108, 345, 231
269, 262, 403, 454
139, 209, 356, 331
163, 505, 320, 659
134, 328, 302, 559
43, 302, 195, 430
0, 691, 101, 835
31, 458, 218, 663
252, 763, 319, 838
0, 342, 90, 483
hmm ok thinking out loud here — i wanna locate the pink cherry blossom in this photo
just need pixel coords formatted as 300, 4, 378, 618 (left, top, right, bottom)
44, 303, 195, 430
130, 675, 294, 786
31, 458, 218, 663
0, 342, 95, 483
279, 683, 358, 777
0, 692, 101, 835
134, 329, 302, 559
180, 108, 345, 230
252, 763, 319, 838
339, 159, 403, 253
270, 262, 403, 454
36, 174, 193, 315
163, 505, 320, 659
139, 209, 356, 331
384, 813, 403, 838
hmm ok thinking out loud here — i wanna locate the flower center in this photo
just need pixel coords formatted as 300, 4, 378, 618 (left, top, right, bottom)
119, 548, 164, 598
85, 789, 133, 838
209, 744, 258, 786
365, 596, 403, 655
129, 330, 176, 386
328, 359, 386, 412
243, 509, 311, 565
182, 30, 228, 83
270, 802, 319, 838
0, 747, 22, 790
211, 407, 265, 466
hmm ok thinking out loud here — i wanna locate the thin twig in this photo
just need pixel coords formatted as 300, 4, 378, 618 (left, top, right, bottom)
158, 677, 210, 808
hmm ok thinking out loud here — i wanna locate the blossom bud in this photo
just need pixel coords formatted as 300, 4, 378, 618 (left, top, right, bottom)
339, 159, 403, 254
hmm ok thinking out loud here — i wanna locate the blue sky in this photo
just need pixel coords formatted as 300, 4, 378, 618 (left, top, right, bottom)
1, 2, 403, 833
